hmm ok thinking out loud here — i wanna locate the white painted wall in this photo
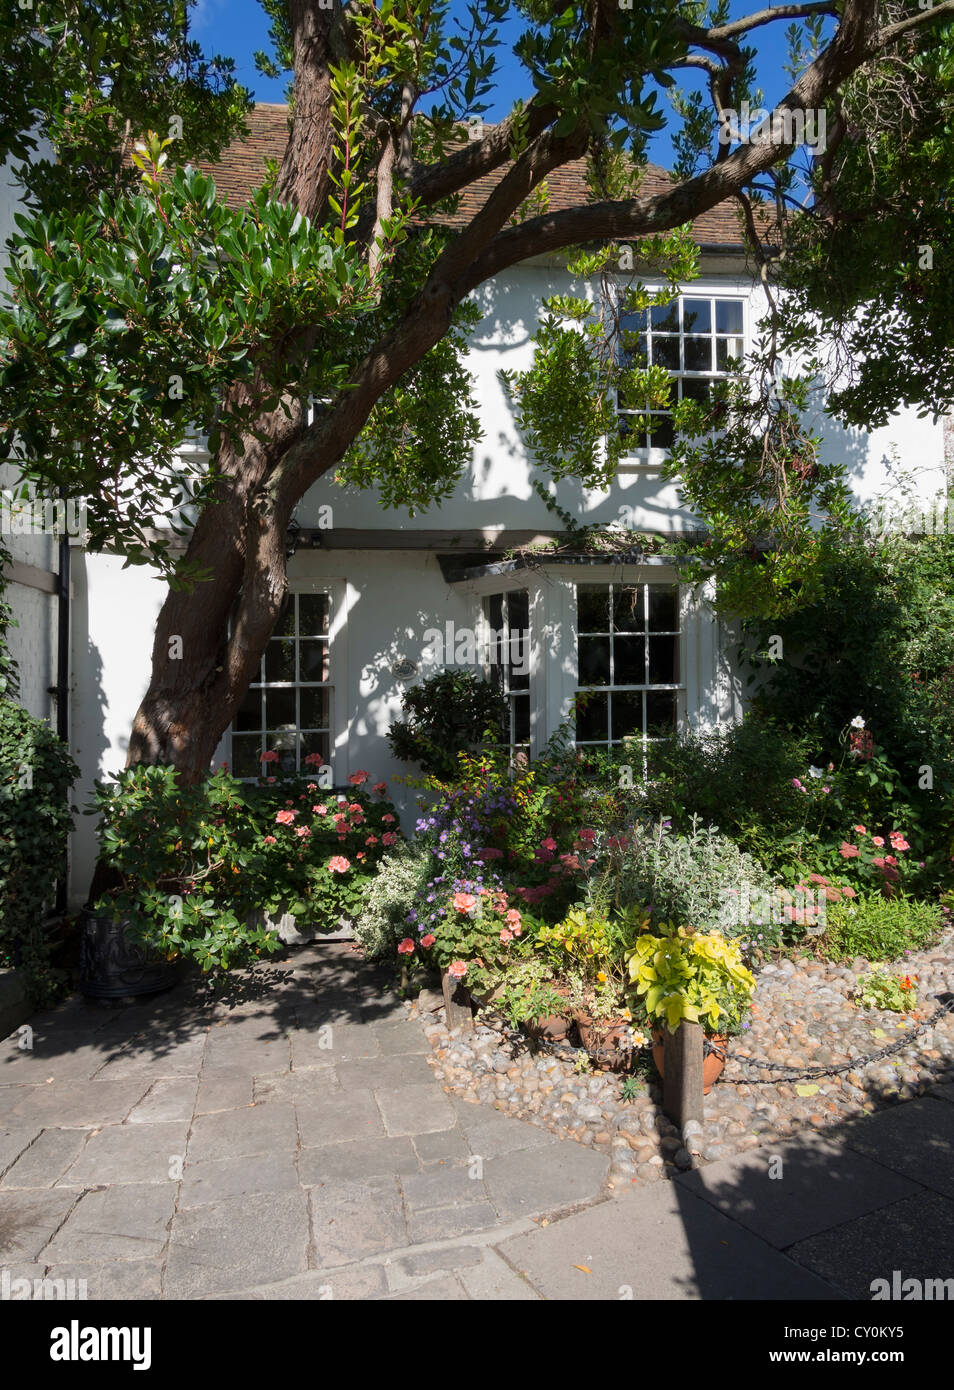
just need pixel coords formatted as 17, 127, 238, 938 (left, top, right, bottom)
58, 252, 951, 902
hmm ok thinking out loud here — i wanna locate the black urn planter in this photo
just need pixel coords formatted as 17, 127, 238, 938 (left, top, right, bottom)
79, 910, 181, 1002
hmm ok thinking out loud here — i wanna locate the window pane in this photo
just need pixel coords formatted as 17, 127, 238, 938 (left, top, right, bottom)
683, 298, 711, 334
273, 595, 295, 638
264, 639, 295, 682
684, 338, 712, 373
650, 302, 679, 332
651, 336, 680, 371
234, 687, 262, 732
299, 640, 329, 682
487, 593, 503, 632
716, 300, 743, 334
513, 694, 530, 745
681, 376, 715, 405
300, 686, 330, 729
265, 687, 296, 730
613, 634, 646, 685
508, 590, 529, 630
300, 731, 329, 767
649, 586, 678, 632
646, 689, 677, 735
716, 337, 744, 370
577, 585, 609, 632
576, 691, 608, 742
230, 735, 262, 779
648, 635, 679, 684
298, 593, 329, 636
579, 636, 610, 686
612, 585, 643, 633
611, 692, 644, 740
648, 415, 675, 450
266, 733, 298, 775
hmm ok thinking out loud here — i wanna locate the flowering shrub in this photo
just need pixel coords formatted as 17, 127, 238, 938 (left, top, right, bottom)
398, 872, 530, 996
91, 762, 401, 972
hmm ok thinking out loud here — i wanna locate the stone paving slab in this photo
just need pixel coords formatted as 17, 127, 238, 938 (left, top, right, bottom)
6, 1078, 151, 1128
375, 1083, 457, 1136
497, 1184, 842, 1300
785, 1190, 954, 1300
179, 1153, 301, 1208
298, 1135, 419, 1184
0, 1187, 80, 1262
164, 1190, 311, 1298
1, 1127, 90, 1187
674, 1133, 924, 1248
61, 1122, 191, 1185
41, 1183, 175, 1264
0, 1124, 42, 1174
295, 1089, 385, 1147
309, 1176, 410, 1269
188, 1100, 298, 1162
840, 1097, 954, 1197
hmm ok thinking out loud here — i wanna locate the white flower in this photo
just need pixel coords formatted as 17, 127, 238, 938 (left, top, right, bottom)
807, 765, 823, 779
850, 715, 865, 729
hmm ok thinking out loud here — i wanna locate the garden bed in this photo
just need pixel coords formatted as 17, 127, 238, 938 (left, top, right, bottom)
409, 928, 954, 1190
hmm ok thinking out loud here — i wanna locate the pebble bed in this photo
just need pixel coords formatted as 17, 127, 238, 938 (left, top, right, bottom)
409, 931, 954, 1190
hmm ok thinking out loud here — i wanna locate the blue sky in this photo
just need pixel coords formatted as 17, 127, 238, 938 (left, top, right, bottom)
190, 0, 816, 169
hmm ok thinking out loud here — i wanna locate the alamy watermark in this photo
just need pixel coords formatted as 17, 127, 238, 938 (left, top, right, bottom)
422, 621, 530, 678
0, 488, 87, 538
718, 100, 827, 154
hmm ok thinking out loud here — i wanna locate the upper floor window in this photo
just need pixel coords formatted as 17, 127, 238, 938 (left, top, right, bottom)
230, 590, 331, 778
618, 296, 745, 452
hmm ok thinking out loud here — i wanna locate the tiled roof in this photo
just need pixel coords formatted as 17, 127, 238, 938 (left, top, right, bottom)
195, 103, 754, 248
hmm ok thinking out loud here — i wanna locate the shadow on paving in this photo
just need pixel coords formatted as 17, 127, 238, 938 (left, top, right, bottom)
495, 1079, 954, 1300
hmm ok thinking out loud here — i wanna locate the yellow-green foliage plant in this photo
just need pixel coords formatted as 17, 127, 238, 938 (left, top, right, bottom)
626, 928, 756, 1033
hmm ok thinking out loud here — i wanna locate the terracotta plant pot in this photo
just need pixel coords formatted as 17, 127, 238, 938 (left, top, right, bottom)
651, 1027, 728, 1095
526, 1011, 572, 1041
575, 1013, 633, 1071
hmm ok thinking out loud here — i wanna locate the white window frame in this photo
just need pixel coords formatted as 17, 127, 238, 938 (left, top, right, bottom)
224, 579, 347, 780
616, 289, 747, 471
573, 578, 687, 760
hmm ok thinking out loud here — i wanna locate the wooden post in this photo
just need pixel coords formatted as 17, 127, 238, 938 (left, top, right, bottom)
441, 968, 474, 1032
662, 1021, 704, 1128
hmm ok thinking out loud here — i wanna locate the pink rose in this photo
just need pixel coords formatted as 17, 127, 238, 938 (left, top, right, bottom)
381, 813, 396, 824
263, 835, 277, 845
295, 826, 310, 838
872, 836, 885, 847
328, 856, 350, 874
275, 809, 296, 825
348, 770, 369, 785
314, 804, 327, 816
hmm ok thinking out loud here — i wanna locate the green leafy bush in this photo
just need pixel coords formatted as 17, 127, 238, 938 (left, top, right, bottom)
596, 817, 779, 948
820, 894, 944, 962
0, 698, 78, 1002
387, 669, 507, 779
90, 763, 402, 973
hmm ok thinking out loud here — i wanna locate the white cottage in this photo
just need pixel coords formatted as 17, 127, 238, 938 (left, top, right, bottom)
1, 106, 949, 907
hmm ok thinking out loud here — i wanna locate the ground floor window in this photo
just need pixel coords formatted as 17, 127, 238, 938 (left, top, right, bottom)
484, 589, 531, 755
230, 590, 331, 776
575, 581, 681, 753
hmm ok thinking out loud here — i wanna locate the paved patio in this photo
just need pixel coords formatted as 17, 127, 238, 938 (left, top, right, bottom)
1, 943, 952, 1300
